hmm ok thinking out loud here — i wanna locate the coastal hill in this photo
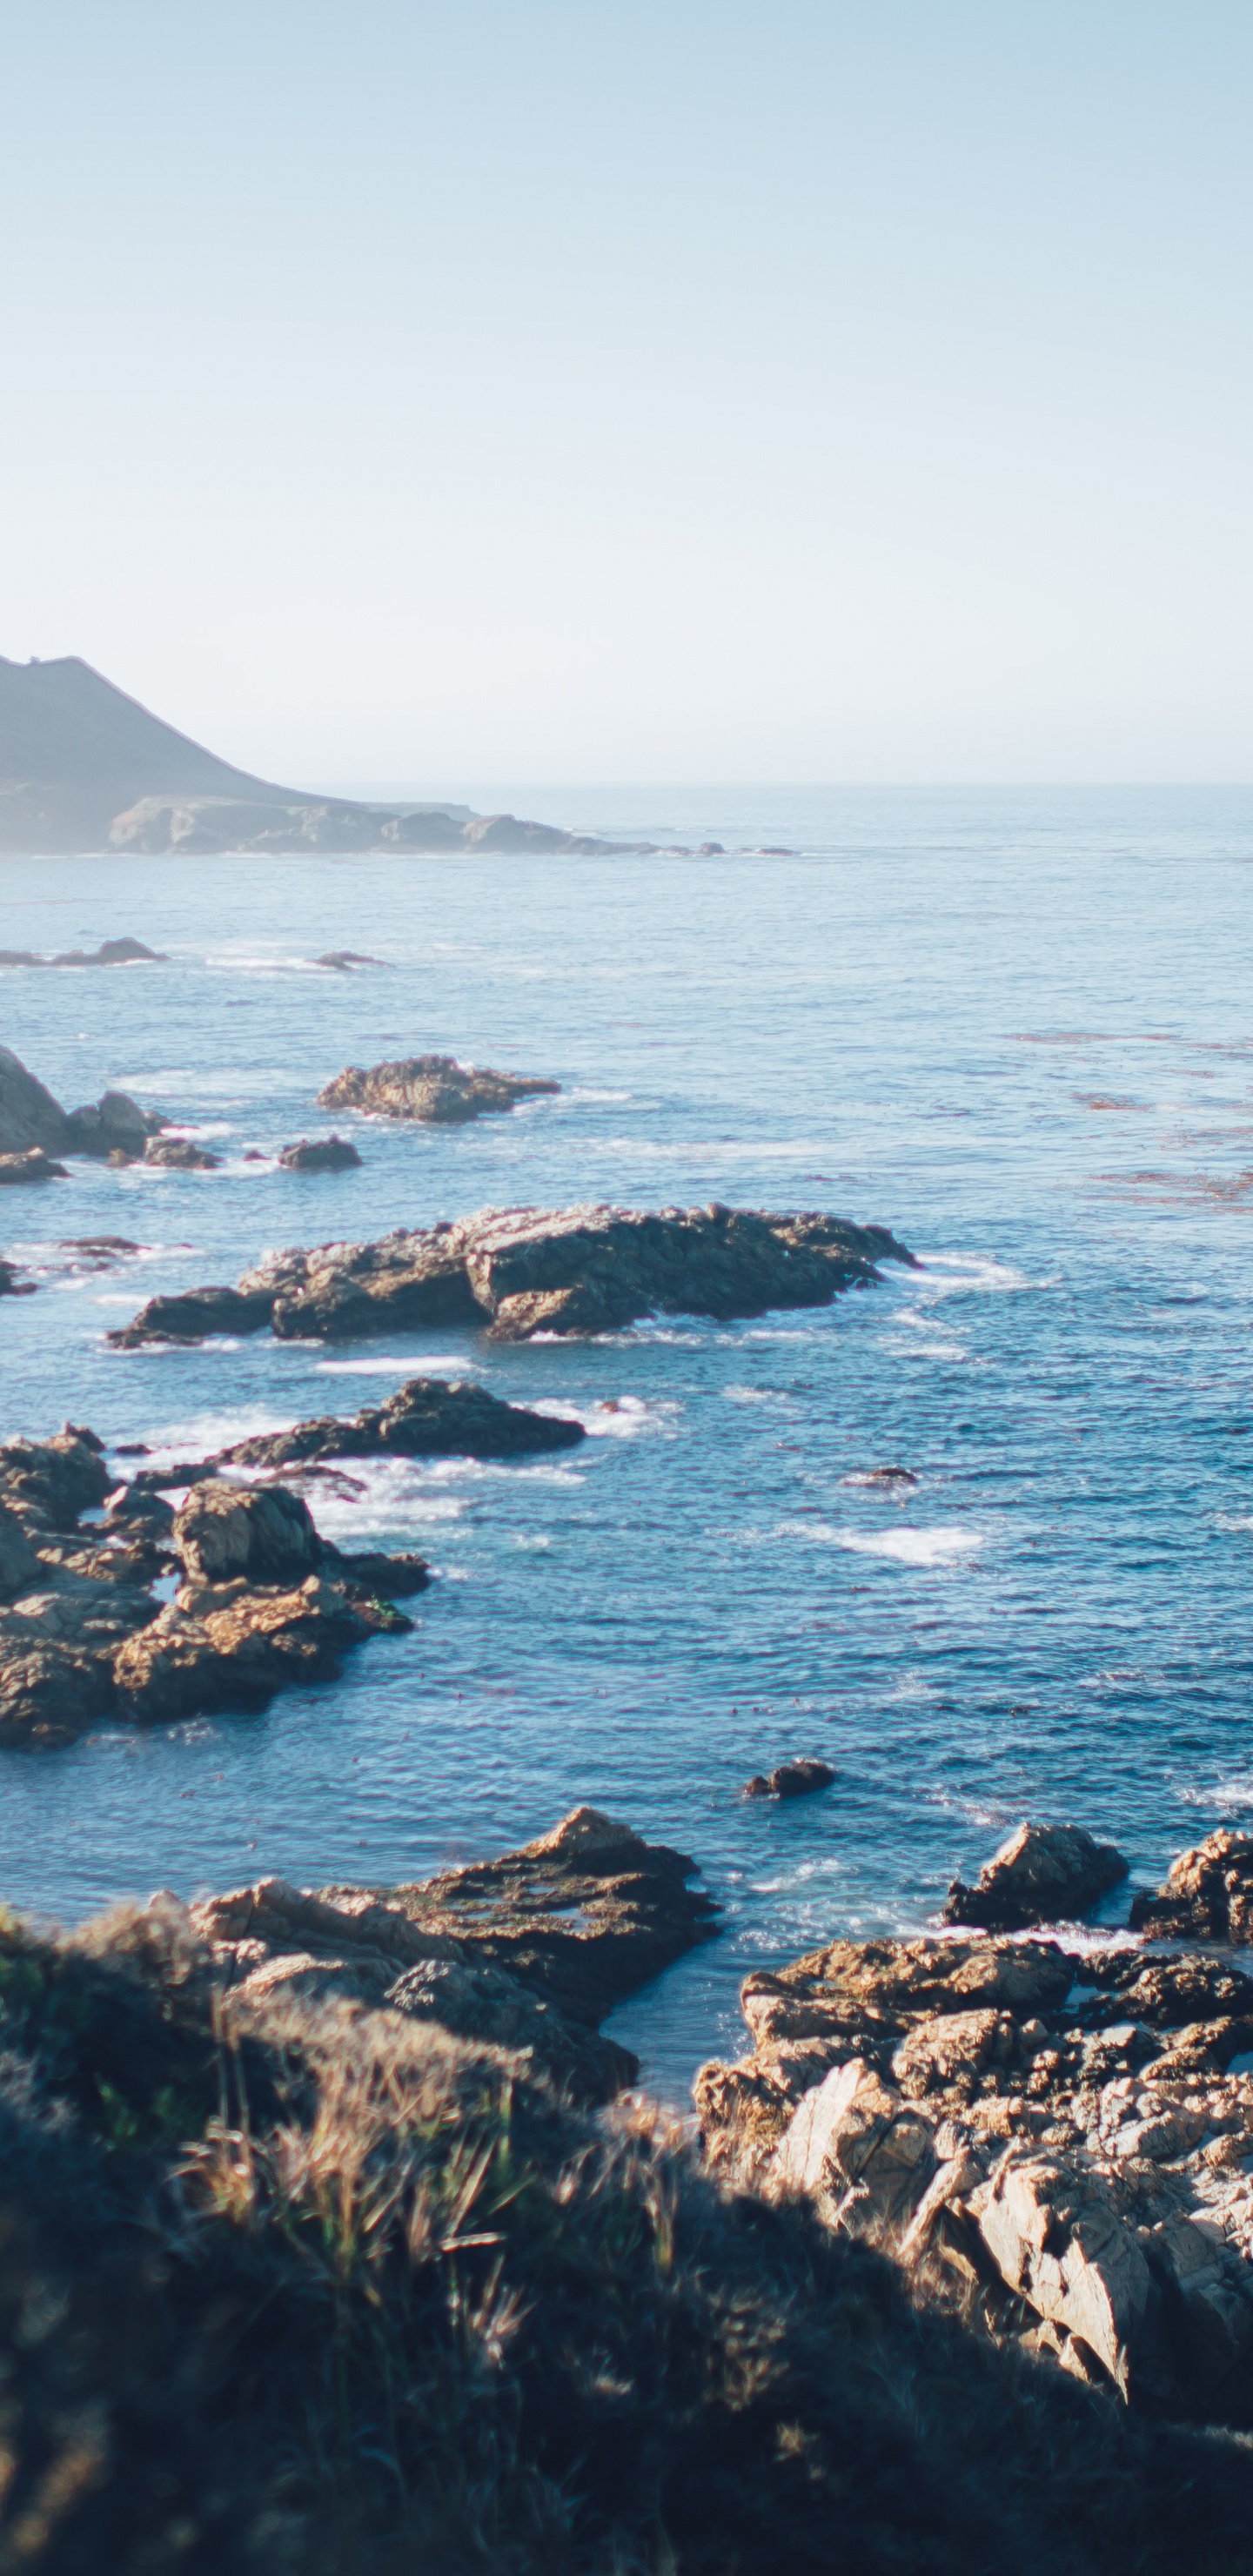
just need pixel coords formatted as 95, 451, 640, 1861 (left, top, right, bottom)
0, 654, 615, 856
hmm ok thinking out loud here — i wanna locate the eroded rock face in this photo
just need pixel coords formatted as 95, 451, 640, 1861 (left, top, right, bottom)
0, 1044, 71, 1156
172, 1481, 322, 1586
943, 1821, 1129, 1931
694, 1918, 1253, 2418
187, 1806, 719, 2101
1129, 1832, 1253, 1942
109, 1284, 277, 1345
0, 1426, 425, 1747
278, 1134, 362, 1171
318, 1057, 559, 1124
111, 1199, 917, 1347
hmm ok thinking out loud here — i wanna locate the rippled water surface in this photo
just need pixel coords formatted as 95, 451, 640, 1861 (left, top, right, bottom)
3, 784, 1253, 2099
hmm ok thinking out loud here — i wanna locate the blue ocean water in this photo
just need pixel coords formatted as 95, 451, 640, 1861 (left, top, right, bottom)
3, 782, 1253, 2102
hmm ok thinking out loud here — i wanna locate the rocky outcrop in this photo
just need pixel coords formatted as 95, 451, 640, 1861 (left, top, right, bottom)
0, 1147, 68, 1184
111, 1198, 917, 1348
211, 1376, 586, 1470
313, 950, 386, 969
318, 1056, 560, 1124
943, 1821, 1129, 1931
0, 1045, 166, 1161
184, 1806, 718, 2103
0, 936, 164, 967
66, 1089, 164, 1158
1129, 1832, 1253, 1942
278, 1134, 362, 1171
743, 1757, 836, 1800
109, 1283, 277, 1343
107, 795, 625, 858
0, 1044, 71, 1155
695, 1916, 1253, 2418
0, 1430, 425, 1748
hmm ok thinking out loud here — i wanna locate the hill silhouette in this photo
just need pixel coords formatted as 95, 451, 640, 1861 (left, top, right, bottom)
0, 655, 604, 856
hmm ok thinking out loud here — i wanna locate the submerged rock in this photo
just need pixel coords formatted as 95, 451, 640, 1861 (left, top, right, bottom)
1129, 1830, 1253, 1942
743, 1757, 837, 1800
111, 1198, 917, 1347
215, 1375, 585, 1469
317, 1055, 560, 1124
943, 1821, 1129, 1931
144, 1137, 220, 1171
50, 937, 165, 966
694, 1905, 1253, 2419
278, 1133, 362, 1171
313, 950, 387, 969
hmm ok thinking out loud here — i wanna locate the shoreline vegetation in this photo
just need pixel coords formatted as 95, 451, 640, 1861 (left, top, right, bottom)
7, 1809, 1253, 2573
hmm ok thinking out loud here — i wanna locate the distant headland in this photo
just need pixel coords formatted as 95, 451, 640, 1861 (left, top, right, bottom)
0, 654, 626, 856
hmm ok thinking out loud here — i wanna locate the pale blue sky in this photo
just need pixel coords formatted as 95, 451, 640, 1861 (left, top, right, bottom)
2, 2, 1250, 785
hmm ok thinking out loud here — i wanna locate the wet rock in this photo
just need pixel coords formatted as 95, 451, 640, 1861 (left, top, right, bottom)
112, 1201, 917, 1348
217, 1375, 585, 1469
317, 1055, 560, 1124
144, 1137, 220, 1171
278, 1134, 362, 1171
1129, 1830, 1253, 1942
0, 1147, 68, 1184
327, 1547, 430, 1597
108, 1283, 276, 1345
743, 1756, 836, 1800
943, 1822, 1129, 1931
0, 1505, 39, 1597
172, 1480, 322, 1587
313, 950, 386, 969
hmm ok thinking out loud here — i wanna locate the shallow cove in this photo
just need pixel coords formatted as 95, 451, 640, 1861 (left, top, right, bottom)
3, 782, 1253, 2103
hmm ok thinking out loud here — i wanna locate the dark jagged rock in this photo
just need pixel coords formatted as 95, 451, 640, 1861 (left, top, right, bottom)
1129, 1829, 1253, 1942
65, 1088, 164, 1157
144, 1136, 220, 1171
943, 1822, 1129, 1931
0, 1043, 71, 1156
278, 1133, 363, 1171
743, 1757, 837, 1800
109, 1282, 276, 1345
0, 1429, 424, 1747
217, 1375, 586, 1470
0, 1146, 68, 1184
111, 1198, 918, 1348
318, 1055, 560, 1124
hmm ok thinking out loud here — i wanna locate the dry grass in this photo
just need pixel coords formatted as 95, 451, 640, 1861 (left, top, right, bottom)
1, 1902, 1253, 2573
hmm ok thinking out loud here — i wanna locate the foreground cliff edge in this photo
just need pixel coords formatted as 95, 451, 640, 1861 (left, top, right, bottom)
4, 1815, 1253, 2574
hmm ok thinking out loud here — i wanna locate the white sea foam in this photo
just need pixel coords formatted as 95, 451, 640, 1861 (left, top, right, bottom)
315, 1354, 479, 1376
781, 1519, 985, 1566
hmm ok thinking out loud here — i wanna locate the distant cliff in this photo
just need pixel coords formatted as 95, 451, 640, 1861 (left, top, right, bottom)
0, 655, 620, 855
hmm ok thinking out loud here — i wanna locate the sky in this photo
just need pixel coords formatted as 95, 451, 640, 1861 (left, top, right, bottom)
2, 1, 1250, 788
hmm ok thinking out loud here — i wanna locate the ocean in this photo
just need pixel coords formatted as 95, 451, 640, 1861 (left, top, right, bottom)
3, 782, 1253, 2102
